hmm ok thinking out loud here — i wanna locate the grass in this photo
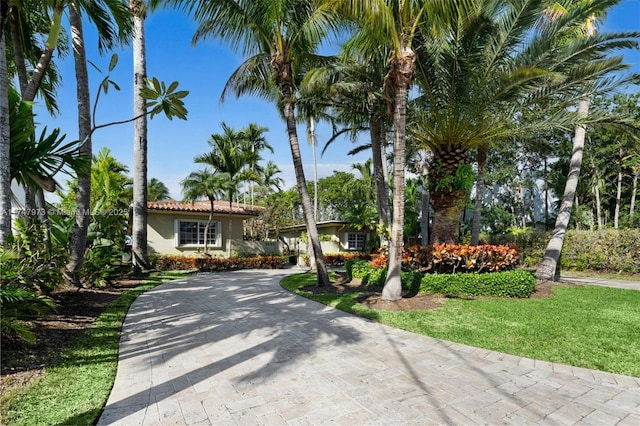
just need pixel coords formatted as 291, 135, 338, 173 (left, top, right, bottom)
282, 273, 640, 378
0, 271, 185, 426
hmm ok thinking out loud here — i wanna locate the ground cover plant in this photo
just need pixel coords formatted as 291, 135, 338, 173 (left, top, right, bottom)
0, 272, 185, 426
281, 272, 640, 378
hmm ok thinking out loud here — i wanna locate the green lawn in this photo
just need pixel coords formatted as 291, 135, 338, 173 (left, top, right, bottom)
0, 272, 185, 426
282, 273, 640, 378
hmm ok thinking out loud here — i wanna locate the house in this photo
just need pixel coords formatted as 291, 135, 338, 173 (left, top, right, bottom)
277, 220, 374, 255
146, 200, 279, 256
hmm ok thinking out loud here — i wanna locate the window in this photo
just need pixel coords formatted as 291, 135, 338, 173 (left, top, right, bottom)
346, 232, 366, 250
176, 220, 220, 247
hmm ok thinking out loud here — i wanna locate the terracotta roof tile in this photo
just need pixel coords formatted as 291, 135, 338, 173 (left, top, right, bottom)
147, 200, 261, 216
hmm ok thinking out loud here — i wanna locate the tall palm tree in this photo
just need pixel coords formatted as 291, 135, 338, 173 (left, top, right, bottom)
535, 0, 637, 280
181, 169, 225, 255
330, 0, 471, 300
65, 0, 132, 285
130, 0, 149, 272
242, 123, 271, 207
158, 0, 341, 286
261, 160, 284, 194
195, 123, 259, 256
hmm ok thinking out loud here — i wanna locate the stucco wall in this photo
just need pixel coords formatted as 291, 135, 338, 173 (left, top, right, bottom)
148, 211, 248, 256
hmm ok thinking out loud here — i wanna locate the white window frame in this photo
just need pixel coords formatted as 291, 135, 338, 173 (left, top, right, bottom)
345, 232, 366, 251
174, 219, 222, 248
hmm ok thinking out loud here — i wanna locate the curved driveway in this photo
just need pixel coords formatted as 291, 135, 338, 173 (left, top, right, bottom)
98, 270, 640, 425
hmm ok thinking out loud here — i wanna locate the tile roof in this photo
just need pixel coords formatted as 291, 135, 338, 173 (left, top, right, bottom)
147, 200, 262, 216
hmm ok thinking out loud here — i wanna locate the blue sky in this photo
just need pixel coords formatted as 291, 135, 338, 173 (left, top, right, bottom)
37, 0, 640, 201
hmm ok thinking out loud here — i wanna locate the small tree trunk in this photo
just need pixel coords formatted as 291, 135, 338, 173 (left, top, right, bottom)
544, 157, 549, 230
536, 98, 590, 281
471, 145, 487, 245
370, 117, 391, 231
420, 183, 430, 246
614, 147, 623, 229
65, 4, 92, 286
630, 166, 639, 218
591, 153, 603, 230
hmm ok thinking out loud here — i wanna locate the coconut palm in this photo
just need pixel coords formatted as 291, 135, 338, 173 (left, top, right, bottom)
534, 0, 639, 280
147, 177, 170, 201
329, 0, 473, 300
157, 0, 341, 286
65, 0, 132, 285
130, 0, 149, 271
181, 169, 226, 255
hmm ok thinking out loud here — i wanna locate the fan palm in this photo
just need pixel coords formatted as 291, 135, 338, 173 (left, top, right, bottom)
408, 0, 638, 247
157, 0, 342, 286
181, 169, 226, 255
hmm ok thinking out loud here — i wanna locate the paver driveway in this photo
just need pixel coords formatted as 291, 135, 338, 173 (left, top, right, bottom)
98, 269, 640, 425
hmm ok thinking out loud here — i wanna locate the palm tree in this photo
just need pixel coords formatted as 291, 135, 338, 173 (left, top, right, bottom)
261, 161, 284, 194
181, 169, 225, 255
130, 0, 149, 272
330, 0, 471, 300
407, 0, 638, 247
147, 177, 170, 201
0, 0, 10, 244
242, 123, 271, 207
195, 123, 259, 256
535, 0, 638, 280
65, 0, 132, 285
158, 0, 340, 286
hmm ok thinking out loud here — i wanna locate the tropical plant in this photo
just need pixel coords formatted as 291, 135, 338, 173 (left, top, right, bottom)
158, 0, 339, 287
536, 0, 639, 280
181, 168, 226, 254
195, 123, 262, 255
131, 0, 150, 271
147, 177, 171, 201
329, 0, 474, 300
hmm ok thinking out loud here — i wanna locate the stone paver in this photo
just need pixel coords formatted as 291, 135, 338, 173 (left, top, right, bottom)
98, 270, 640, 425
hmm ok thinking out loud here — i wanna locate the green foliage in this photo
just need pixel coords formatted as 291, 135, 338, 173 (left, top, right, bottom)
420, 270, 537, 298
0, 273, 179, 426
433, 163, 475, 193
140, 77, 189, 120
0, 220, 61, 343
155, 255, 285, 271
560, 230, 640, 273
346, 260, 421, 292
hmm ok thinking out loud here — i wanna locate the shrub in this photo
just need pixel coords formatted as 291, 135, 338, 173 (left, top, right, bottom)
420, 269, 536, 298
560, 230, 640, 274
155, 255, 285, 271
325, 252, 370, 267
346, 260, 423, 292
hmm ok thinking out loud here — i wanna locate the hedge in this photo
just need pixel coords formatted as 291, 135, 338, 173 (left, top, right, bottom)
419, 269, 537, 298
346, 259, 535, 298
155, 255, 285, 271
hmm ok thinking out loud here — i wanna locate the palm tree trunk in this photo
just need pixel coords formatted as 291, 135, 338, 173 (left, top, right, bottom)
381, 46, 415, 301
307, 117, 318, 220
614, 147, 623, 229
131, 1, 149, 271
420, 183, 430, 246
65, 4, 92, 286
536, 98, 590, 281
630, 166, 639, 218
429, 149, 470, 244
471, 144, 487, 245
22, 6, 63, 102
0, 15, 11, 245
204, 198, 214, 255
285, 102, 327, 285
227, 199, 233, 257
9, 6, 28, 94
370, 117, 390, 230
273, 54, 328, 287
590, 152, 603, 230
